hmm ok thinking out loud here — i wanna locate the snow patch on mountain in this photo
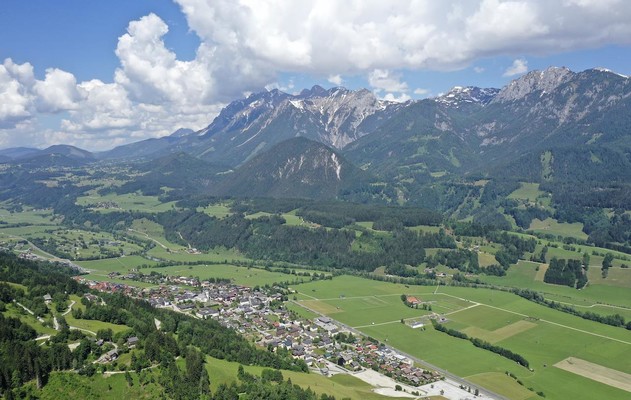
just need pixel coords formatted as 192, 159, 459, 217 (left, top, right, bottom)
435, 86, 499, 107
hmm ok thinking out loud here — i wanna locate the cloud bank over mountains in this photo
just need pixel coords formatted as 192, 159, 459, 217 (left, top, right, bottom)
1, 0, 630, 150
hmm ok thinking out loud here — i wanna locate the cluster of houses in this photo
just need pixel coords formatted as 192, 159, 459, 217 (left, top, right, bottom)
79, 273, 442, 387
106, 271, 202, 287
256, 314, 441, 387
75, 277, 139, 297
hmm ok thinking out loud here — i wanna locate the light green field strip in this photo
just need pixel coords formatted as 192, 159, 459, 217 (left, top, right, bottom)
554, 357, 631, 393
438, 292, 631, 346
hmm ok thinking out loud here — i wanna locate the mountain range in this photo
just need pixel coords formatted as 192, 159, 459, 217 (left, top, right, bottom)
2, 66, 631, 201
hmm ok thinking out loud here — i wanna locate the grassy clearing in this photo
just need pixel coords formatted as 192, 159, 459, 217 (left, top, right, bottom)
76, 192, 177, 213
466, 372, 537, 400
197, 203, 232, 218
0, 207, 56, 225
40, 228, 143, 259
534, 263, 548, 281
478, 252, 498, 267
205, 355, 408, 399
80, 273, 159, 288
3, 303, 57, 335
0, 225, 60, 237
508, 183, 544, 202
152, 264, 310, 287
246, 210, 318, 228
528, 218, 588, 240
76, 256, 158, 273
355, 221, 374, 230
586, 266, 631, 288
37, 371, 163, 399
65, 306, 130, 335
147, 245, 247, 263
481, 260, 540, 288
407, 225, 441, 233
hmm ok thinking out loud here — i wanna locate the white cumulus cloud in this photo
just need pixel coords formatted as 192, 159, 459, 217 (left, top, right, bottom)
0, 60, 34, 128
503, 58, 529, 77
3, 0, 631, 150
328, 75, 343, 86
368, 69, 409, 94
33, 68, 81, 113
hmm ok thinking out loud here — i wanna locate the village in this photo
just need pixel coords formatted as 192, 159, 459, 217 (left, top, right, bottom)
74, 271, 444, 390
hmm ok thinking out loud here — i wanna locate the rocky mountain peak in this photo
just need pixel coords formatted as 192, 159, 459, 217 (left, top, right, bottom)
299, 85, 328, 98
493, 66, 574, 103
169, 128, 194, 138
436, 86, 500, 107
589, 67, 629, 79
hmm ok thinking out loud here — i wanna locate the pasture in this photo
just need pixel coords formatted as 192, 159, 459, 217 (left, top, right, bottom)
245, 210, 315, 227
75, 192, 177, 213
507, 183, 544, 202
528, 218, 587, 240
197, 202, 232, 218
0, 207, 56, 225
3, 303, 57, 336
203, 355, 410, 400
37, 371, 164, 399
153, 263, 314, 287
76, 255, 158, 273
465, 372, 536, 400
479, 259, 631, 318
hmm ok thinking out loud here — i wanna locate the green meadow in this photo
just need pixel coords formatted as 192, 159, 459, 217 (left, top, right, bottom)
508, 183, 545, 202
204, 356, 410, 400
153, 263, 314, 287
528, 218, 588, 240
75, 192, 177, 213
197, 202, 232, 218
0, 207, 56, 225
76, 255, 159, 273
36, 371, 163, 400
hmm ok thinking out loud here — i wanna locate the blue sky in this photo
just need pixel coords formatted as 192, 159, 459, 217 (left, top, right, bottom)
1, 0, 630, 151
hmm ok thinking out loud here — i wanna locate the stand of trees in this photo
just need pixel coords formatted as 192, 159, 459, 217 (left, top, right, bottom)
432, 321, 530, 368
543, 258, 588, 288
512, 288, 630, 329
0, 252, 312, 399
155, 209, 454, 272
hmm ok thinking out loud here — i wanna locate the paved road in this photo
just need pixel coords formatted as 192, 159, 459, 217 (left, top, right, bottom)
289, 298, 509, 400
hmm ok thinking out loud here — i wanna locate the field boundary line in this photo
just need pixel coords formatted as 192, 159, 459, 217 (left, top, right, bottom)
437, 292, 631, 346
313, 293, 435, 301
444, 303, 480, 316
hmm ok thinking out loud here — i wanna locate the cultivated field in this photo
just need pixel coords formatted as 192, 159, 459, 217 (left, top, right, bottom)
292, 276, 631, 400
554, 357, 631, 393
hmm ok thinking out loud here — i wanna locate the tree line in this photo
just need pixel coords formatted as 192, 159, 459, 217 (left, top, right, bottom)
431, 320, 530, 368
